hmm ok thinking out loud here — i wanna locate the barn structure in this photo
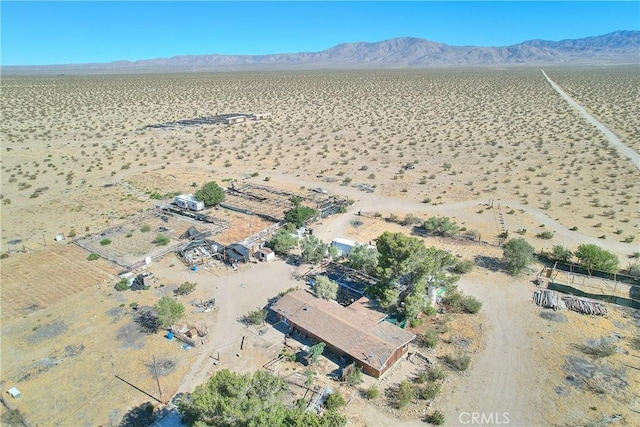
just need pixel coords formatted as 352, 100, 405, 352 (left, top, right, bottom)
225, 243, 250, 264
271, 290, 415, 378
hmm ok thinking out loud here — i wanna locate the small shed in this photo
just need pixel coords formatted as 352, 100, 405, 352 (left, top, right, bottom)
330, 238, 357, 257
7, 387, 21, 399
255, 247, 275, 262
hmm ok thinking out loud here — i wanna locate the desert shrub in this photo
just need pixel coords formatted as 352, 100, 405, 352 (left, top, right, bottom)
402, 214, 422, 226
418, 382, 441, 400
396, 380, 417, 408
343, 365, 363, 386
427, 366, 447, 381
452, 259, 474, 274
244, 308, 267, 325
581, 340, 616, 358
325, 392, 346, 410
442, 291, 470, 312
114, 278, 129, 291
422, 305, 437, 316
153, 234, 170, 246
422, 216, 459, 237
442, 353, 471, 371
100, 238, 111, 246
87, 253, 100, 261
422, 329, 439, 348
0, 253, 9, 260
427, 410, 446, 425
536, 230, 554, 239
627, 263, 640, 277
175, 281, 197, 295
461, 296, 482, 314
549, 245, 573, 263
364, 385, 379, 400
415, 371, 429, 384
409, 318, 422, 328
140, 224, 151, 232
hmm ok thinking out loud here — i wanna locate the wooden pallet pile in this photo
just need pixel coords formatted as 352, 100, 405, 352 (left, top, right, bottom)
533, 289, 564, 310
561, 296, 608, 316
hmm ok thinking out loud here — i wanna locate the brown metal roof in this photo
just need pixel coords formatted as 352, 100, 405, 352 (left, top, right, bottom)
272, 290, 415, 371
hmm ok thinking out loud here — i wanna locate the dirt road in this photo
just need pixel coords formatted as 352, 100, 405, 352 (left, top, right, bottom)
541, 69, 640, 170
438, 272, 544, 426
269, 173, 638, 260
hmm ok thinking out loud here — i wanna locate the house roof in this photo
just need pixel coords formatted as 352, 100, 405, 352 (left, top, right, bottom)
272, 290, 415, 371
331, 237, 357, 247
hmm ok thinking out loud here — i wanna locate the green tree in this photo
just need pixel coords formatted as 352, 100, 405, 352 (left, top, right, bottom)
285, 206, 318, 228
403, 283, 426, 321
300, 235, 327, 264
266, 228, 297, 255
194, 181, 225, 207
308, 342, 326, 365
549, 245, 573, 263
502, 238, 535, 276
422, 216, 459, 237
370, 232, 458, 307
574, 244, 619, 273
178, 369, 287, 426
154, 296, 185, 329
313, 276, 339, 300
347, 244, 379, 276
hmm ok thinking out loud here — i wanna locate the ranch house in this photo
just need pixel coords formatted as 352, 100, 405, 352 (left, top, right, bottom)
271, 290, 415, 378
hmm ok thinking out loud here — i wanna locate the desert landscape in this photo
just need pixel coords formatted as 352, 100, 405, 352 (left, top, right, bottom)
1, 65, 639, 426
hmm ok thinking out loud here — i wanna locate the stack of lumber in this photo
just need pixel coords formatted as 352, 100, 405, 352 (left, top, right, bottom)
561, 296, 607, 315
533, 289, 564, 310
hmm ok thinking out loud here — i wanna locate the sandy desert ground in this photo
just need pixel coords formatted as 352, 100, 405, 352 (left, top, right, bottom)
1, 66, 639, 426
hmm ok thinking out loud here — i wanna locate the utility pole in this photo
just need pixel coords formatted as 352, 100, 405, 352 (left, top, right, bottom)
152, 354, 164, 404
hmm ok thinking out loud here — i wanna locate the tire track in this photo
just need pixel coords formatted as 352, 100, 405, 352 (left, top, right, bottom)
541, 69, 640, 170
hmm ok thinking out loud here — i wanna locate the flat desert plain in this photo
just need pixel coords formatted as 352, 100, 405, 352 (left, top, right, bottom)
1, 66, 639, 426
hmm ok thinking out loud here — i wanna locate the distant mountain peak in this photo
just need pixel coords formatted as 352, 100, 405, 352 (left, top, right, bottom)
3, 30, 639, 74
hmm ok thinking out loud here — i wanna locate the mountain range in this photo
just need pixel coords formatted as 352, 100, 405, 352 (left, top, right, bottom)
4, 30, 639, 74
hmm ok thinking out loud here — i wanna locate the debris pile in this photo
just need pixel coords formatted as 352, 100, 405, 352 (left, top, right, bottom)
561, 296, 608, 316
532, 289, 565, 310
533, 290, 608, 315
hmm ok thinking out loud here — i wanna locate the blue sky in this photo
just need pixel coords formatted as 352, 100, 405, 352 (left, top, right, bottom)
1, 1, 638, 65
